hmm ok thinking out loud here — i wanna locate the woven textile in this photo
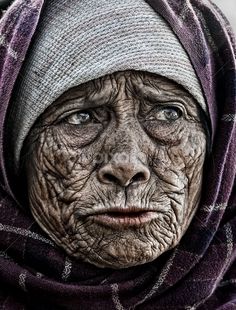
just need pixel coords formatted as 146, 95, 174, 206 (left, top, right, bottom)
8, 0, 206, 170
0, 0, 236, 309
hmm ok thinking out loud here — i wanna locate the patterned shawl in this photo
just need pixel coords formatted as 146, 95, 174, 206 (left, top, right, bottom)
0, 0, 235, 309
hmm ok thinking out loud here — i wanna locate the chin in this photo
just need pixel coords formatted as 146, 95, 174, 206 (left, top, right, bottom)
69, 225, 176, 269
78, 244, 161, 269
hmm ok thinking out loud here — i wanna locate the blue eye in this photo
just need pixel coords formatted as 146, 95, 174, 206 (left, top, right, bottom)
149, 106, 182, 121
162, 107, 182, 121
66, 111, 92, 125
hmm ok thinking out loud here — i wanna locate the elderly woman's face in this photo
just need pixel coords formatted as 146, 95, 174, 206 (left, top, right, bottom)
24, 71, 207, 269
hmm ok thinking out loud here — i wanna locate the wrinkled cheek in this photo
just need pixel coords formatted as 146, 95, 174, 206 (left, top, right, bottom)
175, 139, 206, 223
39, 131, 98, 177
28, 134, 102, 227
149, 139, 205, 226
27, 172, 66, 240
181, 132, 206, 164
151, 147, 188, 191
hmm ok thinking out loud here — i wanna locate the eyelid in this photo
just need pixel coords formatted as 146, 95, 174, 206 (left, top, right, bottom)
54, 108, 91, 124
150, 102, 186, 115
55, 106, 111, 126
47, 96, 104, 123
147, 94, 199, 117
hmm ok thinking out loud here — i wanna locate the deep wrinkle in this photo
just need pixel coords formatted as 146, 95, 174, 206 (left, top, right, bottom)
23, 70, 207, 269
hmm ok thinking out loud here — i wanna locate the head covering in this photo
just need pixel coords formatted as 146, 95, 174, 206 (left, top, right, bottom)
0, 0, 235, 309
8, 0, 206, 170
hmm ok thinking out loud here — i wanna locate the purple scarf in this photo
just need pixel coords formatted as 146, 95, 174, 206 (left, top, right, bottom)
0, 0, 235, 309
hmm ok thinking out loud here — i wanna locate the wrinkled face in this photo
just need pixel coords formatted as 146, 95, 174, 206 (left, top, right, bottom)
24, 71, 207, 269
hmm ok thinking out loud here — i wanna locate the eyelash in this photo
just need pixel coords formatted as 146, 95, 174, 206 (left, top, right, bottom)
59, 107, 112, 127
140, 104, 183, 121
57, 102, 184, 126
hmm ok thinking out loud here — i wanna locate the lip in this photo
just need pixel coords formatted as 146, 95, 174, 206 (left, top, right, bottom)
88, 209, 158, 228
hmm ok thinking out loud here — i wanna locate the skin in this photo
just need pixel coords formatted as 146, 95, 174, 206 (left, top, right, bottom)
23, 70, 207, 269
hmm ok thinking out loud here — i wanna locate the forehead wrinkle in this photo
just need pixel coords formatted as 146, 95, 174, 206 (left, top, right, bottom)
54, 72, 196, 113
83, 75, 120, 107
131, 75, 192, 106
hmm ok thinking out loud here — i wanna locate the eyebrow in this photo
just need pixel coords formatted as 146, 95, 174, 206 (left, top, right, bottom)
86, 89, 117, 107
60, 77, 188, 109
133, 81, 186, 104
63, 82, 119, 109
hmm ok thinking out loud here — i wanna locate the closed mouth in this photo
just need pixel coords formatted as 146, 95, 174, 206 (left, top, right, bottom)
87, 208, 158, 228
106, 211, 147, 217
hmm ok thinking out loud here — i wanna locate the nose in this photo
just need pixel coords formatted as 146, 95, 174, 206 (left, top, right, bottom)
98, 160, 150, 187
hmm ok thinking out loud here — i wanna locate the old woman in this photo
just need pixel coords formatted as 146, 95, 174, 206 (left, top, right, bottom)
0, 0, 235, 309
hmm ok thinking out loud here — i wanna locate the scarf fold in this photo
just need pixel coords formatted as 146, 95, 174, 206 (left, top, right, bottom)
0, 0, 235, 309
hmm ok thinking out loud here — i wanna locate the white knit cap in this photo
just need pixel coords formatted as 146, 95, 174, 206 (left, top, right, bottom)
10, 0, 206, 169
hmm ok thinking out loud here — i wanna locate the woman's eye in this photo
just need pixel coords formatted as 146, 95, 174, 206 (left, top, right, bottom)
151, 106, 182, 121
163, 107, 182, 121
65, 111, 92, 125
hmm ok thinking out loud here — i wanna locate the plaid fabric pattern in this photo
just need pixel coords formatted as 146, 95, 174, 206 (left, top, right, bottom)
0, 0, 235, 309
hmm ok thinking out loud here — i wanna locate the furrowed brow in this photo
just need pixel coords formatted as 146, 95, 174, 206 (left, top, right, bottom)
57, 81, 117, 109
135, 82, 180, 104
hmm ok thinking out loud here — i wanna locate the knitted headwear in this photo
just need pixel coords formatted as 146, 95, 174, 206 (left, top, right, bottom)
9, 0, 207, 170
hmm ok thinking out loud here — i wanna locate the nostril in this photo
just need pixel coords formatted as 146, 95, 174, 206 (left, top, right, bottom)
103, 173, 120, 184
98, 164, 150, 187
130, 172, 148, 184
